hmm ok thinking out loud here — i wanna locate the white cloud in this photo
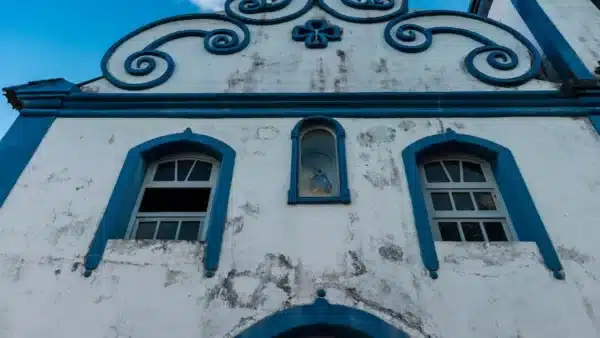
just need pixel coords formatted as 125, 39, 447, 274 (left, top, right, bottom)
188, 0, 226, 12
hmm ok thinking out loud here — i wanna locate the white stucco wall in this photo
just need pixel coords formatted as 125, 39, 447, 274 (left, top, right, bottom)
82, 6, 554, 94
486, 0, 543, 54
1, 117, 600, 337
537, 0, 600, 75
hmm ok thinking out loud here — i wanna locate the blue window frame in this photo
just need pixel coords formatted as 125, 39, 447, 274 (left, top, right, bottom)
83, 128, 235, 278
403, 129, 564, 280
287, 116, 350, 205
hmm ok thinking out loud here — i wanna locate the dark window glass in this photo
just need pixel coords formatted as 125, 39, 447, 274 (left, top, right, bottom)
188, 161, 213, 181
154, 161, 176, 181
177, 160, 195, 181
462, 161, 486, 182
484, 222, 508, 241
156, 221, 179, 240
452, 192, 475, 210
179, 221, 202, 241
431, 192, 453, 211
474, 192, 496, 210
135, 221, 157, 239
443, 160, 461, 182
461, 222, 484, 241
438, 222, 461, 241
139, 188, 211, 212
424, 162, 449, 183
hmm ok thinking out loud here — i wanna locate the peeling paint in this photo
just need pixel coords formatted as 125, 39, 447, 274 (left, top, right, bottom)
379, 244, 404, 262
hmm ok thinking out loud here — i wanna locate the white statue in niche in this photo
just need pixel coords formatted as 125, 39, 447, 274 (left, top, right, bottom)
299, 128, 339, 197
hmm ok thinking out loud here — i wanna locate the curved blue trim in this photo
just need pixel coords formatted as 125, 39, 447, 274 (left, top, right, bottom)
402, 129, 564, 279
101, 14, 250, 91
225, 0, 313, 25
384, 11, 541, 87
288, 116, 350, 205
317, 0, 408, 24
511, 0, 596, 81
0, 116, 54, 208
235, 295, 408, 337
590, 116, 600, 135
83, 129, 236, 278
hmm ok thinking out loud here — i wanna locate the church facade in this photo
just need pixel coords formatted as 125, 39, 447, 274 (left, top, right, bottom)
2, 0, 600, 336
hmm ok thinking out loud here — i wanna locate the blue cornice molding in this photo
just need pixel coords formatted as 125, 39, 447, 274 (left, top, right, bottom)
0, 116, 55, 208
235, 289, 409, 337
12, 89, 600, 118
288, 116, 351, 205
402, 129, 564, 280
385, 11, 541, 87
83, 130, 236, 278
510, 0, 596, 82
2, 78, 80, 111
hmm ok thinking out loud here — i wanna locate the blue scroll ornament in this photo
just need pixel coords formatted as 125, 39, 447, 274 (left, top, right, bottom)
384, 11, 542, 87
101, 14, 250, 91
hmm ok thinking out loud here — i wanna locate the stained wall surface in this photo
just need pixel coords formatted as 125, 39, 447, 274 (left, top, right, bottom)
1, 117, 600, 337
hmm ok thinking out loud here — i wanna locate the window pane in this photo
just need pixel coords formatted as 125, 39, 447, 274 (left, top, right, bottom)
424, 162, 449, 183
431, 192, 453, 211
135, 221, 157, 239
461, 222, 485, 241
462, 161, 486, 182
438, 222, 461, 241
139, 188, 211, 212
299, 129, 339, 197
473, 192, 497, 211
156, 221, 179, 240
154, 161, 176, 181
452, 192, 475, 211
484, 222, 508, 241
177, 160, 195, 181
188, 161, 212, 181
179, 221, 202, 241
443, 160, 461, 182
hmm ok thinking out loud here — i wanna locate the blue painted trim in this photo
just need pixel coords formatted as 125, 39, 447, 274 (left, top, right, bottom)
83, 130, 236, 278
235, 292, 408, 337
0, 116, 55, 208
225, 0, 313, 25
317, 0, 408, 23
385, 11, 541, 87
292, 20, 343, 49
101, 14, 250, 91
590, 116, 600, 135
288, 116, 351, 205
511, 0, 595, 81
14, 90, 600, 118
402, 129, 564, 279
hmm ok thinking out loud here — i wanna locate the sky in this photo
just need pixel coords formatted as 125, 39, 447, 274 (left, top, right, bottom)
0, 0, 471, 138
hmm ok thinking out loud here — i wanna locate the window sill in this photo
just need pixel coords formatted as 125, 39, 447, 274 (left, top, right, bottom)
100, 239, 205, 268
287, 194, 351, 205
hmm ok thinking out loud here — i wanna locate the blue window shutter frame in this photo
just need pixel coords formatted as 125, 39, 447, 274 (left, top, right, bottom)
235, 290, 408, 337
0, 116, 55, 208
83, 128, 235, 278
288, 116, 351, 205
403, 129, 564, 280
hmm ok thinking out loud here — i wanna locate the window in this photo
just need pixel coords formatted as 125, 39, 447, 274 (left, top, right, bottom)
288, 116, 350, 205
402, 129, 564, 279
127, 154, 219, 241
421, 154, 514, 243
84, 129, 236, 278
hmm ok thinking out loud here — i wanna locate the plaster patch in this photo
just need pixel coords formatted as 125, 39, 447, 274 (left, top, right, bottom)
254, 126, 280, 140
379, 244, 404, 263
357, 126, 397, 147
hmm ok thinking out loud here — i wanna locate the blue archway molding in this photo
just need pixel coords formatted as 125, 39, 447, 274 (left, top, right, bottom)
288, 116, 351, 205
83, 128, 235, 278
402, 129, 564, 280
235, 291, 409, 338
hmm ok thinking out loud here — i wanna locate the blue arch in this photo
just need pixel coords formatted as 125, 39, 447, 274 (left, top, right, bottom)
402, 129, 564, 280
235, 295, 408, 337
83, 128, 235, 278
288, 116, 351, 205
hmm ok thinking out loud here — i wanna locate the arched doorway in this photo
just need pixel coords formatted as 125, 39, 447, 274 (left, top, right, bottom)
235, 290, 408, 338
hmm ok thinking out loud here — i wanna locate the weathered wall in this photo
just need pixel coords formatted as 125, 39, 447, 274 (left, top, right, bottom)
1, 117, 600, 337
537, 0, 600, 76
83, 6, 554, 94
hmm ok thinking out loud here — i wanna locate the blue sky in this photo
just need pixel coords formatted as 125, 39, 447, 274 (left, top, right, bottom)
0, 0, 470, 137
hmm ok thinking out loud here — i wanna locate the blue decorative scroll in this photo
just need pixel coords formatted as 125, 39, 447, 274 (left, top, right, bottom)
225, 0, 313, 25
292, 20, 343, 49
384, 11, 542, 87
318, 0, 407, 24
238, 0, 291, 14
101, 14, 250, 91
341, 0, 394, 11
